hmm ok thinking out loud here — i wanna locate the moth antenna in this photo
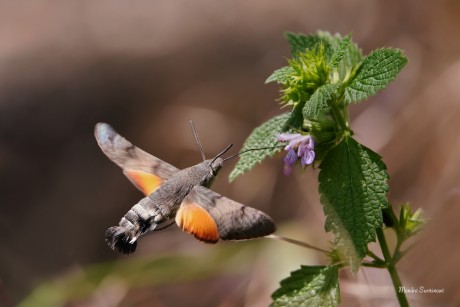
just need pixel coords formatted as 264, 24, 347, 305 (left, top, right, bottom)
223, 145, 285, 162
189, 120, 206, 161
211, 144, 233, 165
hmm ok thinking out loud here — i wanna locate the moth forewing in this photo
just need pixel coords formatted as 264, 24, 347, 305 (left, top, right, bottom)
94, 123, 179, 194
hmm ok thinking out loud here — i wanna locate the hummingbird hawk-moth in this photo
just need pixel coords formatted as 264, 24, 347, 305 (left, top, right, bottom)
95, 122, 276, 254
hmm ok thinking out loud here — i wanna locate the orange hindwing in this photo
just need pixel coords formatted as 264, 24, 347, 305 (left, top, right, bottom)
175, 201, 219, 243
124, 170, 163, 196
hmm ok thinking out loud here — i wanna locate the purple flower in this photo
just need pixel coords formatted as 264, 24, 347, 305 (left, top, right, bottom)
283, 148, 297, 175
301, 150, 315, 166
284, 148, 298, 166
277, 133, 312, 151
276, 133, 315, 175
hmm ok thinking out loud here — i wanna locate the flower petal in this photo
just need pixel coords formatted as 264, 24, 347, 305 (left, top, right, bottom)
284, 149, 297, 166
297, 141, 308, 157
276, 133, 302, 142
301, 150, 315, 166
285, 136, 304, 150
283, 164, 292, 176
307, 136, 315, 149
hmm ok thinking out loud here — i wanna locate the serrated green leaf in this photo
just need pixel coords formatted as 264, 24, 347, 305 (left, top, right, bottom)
303, 83, 340, 120
271, 265, 340, 307
286, 31, 340, 60
318, 137, 389, 271
344, 48, 407, 104
266, 66, 295, 84
318, 32, 363, 82
285, 32, 323, 56
329, 36, 351, 69
229, 113, 289, 182
336, 41, 362, 81
317, 32, 361, 58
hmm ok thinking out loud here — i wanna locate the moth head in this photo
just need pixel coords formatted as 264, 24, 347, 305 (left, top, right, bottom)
197, 158, 223, 187
208, 144, 232, 176
209, 157, 223, 176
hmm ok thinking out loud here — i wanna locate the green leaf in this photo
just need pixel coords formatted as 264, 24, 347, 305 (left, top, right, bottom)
284, 31, 363, 84
318, 137, 389, 271
303, 83, 340, 120
344, 48, 407, 104
266, 66, 295, 84
399, 203, 424, 240
329, 36, 351, 69
286, 31, 341, 59
285, 32, 323, 56
317, 32, 362, 82
229, 113, 289, 182
271, 265, 340, 307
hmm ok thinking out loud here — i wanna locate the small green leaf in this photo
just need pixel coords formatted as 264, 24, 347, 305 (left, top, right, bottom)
318, 137, 389, 271
303, 83, 340, 120
319, 32, 362, 81
229, 113, 289, 182
285, 32, 323, 56
399, 203, 424, 240
329, 36, 351, 69
284, 31, 363, 85
344, 48, 407, 104
271, 265, 340, 307
266, 66, 295, 84
279, 45, 330, 109
286, 31, 343, 60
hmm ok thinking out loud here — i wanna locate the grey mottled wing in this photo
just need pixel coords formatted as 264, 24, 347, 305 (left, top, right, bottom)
95, 123, 179, 195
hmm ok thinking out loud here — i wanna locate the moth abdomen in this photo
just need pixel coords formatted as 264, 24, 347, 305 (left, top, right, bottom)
105, 226, 138, 254
106, 198, 162, 254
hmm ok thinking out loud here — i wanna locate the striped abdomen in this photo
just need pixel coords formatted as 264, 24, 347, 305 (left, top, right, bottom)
105, 179, 193, 254
105, 195, 173, 254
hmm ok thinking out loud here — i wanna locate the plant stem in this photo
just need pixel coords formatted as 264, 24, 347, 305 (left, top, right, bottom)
376, 228, 409, 307
330, 102, 349, 133
361, 262, 386, 269
366, 249, 384, 263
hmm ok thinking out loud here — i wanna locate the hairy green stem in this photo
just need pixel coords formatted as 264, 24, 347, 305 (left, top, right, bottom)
376, 228, 409, 307
393, 239, 404, 264
330, 102, 349, 134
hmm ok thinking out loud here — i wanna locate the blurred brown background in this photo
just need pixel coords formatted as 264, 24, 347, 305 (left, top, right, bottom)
1, 1, 460, 306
